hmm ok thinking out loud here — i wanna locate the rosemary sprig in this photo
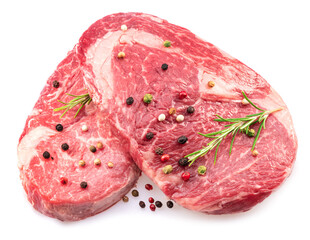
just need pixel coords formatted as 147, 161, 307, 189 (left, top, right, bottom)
185, 91, 283, 166
53, 93, 92, 118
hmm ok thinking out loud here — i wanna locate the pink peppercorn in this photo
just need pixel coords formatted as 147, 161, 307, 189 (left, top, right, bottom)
150, 204, 156, 211
145, 184, 153, 191
161, 154, 170, 162
181, 172, 190, 181
148, 197, 154, 203
179, 91, 187, 99
60, 177, 68, 185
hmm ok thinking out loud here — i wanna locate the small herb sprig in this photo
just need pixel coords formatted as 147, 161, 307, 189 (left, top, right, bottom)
185, 91, 283, 166
54, 93, 92, 118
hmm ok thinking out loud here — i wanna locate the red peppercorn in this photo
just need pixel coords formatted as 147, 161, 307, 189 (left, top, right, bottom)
181, 172, 190, 181
145, 184, 153, 191
148, 197, 154, 203
60, 177, 68, 185
179, 91, 187, 99
150, 204, 156, 211
161, 154, 170, 162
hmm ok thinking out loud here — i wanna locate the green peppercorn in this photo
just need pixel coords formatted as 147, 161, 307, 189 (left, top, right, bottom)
197, 165, 207, 175
131, 189, 139, 197
143, 93, 153, 104
247, 129, 255, 137
163, 165, 173, 174
89, 145, 97, 153
163, 40, 171, 47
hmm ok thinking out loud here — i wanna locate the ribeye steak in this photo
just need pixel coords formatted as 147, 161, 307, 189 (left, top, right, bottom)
80, 13, 297, 214
18, 48, 140, 221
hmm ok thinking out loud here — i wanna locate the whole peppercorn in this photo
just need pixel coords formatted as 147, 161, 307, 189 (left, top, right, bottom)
80, 181, 87, 189
79, 160, 86, 167
167, 200, 174, 208
122, 196, 129, 202
43, 151, 50, 159
60, 177, 68, 185
148, 197, 154, 203
187, 106, 195, 114
61, 143, 69, 151
163, 165, 173, 174
161, 63, 168, 70
169, 107, 176, 115
160, 154, 170, 162
197, 166, 207, 175
52, 80, 60, 88
252, 150, 259, 157
181, 172, 191, 181
89, 145, 97, 153
176, 114, 185, 122
247, 129, 256, 137
155, 147, 164, 155
150, 204, 156, 211
139, 201, 146, 208
177, 136, 188, 144
146, 132, 154, 140
131, 189, 139, 197
55, 124, 63, 132
97, 142, 104, 149
145, 184, 153, 191
179, 91, 187, 99
163, 40, 171, 47
178, 157, 189, 167
94, 158, 101, 166
143, 93, 153, 104
118, 51, 125, 58
107, 162, 114, 168
208, 80, 215, 88
126, 97, 134, 105
155, 201, 163, 208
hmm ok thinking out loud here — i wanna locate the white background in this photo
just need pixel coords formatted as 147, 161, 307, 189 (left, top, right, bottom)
1, 0, 309, 239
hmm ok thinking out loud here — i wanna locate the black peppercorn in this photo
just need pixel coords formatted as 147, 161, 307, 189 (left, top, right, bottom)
178, 157, 189, 166
177, 136, 188, 144
43, 151, 50, 159
187, 106, 195, 114
139, 201, 146, 208
155, 201, 163, 208
55, 124, 63, 132
80, 181, 87, 189
61, 143, 69, 151
132, 189, 139, 197
161, 63, 168, 70
146, 132, 154, 140
52, 80, 60, 88
89, 145, 97, 153
167, 200, 174, 208
155, 147, 164, 155
126, 97, 134, 105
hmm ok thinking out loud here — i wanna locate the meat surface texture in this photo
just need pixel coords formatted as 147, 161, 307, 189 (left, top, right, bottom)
17, 48, 140, 221
80, 13, 297, 214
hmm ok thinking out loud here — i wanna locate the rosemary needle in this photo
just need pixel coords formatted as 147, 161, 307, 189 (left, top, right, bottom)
53, 93, 92, 118
185, 91, 283, 166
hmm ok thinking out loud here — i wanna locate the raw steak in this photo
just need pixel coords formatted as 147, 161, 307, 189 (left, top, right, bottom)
17, 49, 140, 221
80, 13, 297, 214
